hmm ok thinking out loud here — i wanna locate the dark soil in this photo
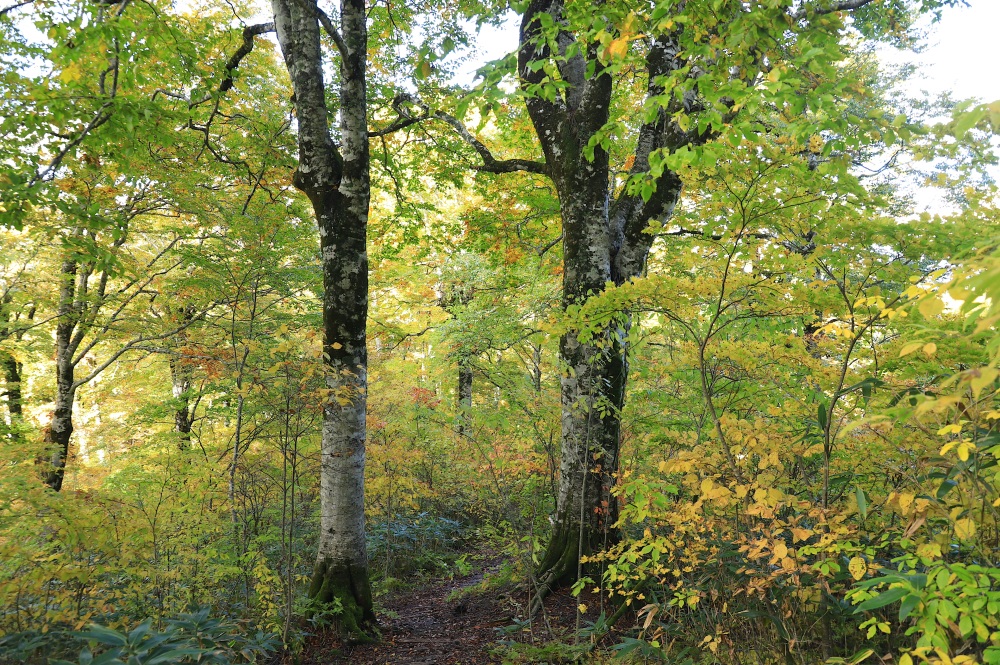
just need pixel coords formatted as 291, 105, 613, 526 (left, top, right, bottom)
299, 555, 616, 665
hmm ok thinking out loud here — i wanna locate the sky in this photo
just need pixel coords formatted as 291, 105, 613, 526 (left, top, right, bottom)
882, 0, 1000, 103
460, 1, 1000, 105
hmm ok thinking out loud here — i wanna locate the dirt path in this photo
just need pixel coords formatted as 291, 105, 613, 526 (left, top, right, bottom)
302, 558, 518, 665
299, 555, 613, 664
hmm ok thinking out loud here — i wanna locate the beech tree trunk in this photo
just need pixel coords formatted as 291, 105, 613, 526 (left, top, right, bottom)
0, 296, 26, 425
169, 355, 193, 449
169, 306, 196, 449
516, 5, 691, 594
43, 357, 75, 491
456, 359, 472, 435
2, 354, 22, 418
271, 0, 375, 635
41, 258, 80, 491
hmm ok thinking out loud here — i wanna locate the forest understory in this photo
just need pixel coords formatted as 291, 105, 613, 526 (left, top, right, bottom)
2, 0, 1000, 663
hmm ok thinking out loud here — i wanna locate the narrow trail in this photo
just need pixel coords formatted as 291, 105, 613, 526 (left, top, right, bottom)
300, 556, 598, 664
340, 561, 512, 664
302, 558, 516, 665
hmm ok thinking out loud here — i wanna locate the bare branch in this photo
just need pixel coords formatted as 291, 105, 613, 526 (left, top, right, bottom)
433, 111, 548, 175
218, 22, 275, 94
315, 7, 347, 58
0, 0, 33, 16
368, 94, 431, 138
791, 0, 878, 20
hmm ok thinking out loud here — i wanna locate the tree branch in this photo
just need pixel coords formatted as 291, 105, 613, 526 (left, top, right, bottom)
792, 0, 878, 20
433, 110, 548, 175
368, 93, 431, 138
315, 7, 347, 58
31, 103, 114, 186
219, 22, 275, 93
0, 0, 33, 16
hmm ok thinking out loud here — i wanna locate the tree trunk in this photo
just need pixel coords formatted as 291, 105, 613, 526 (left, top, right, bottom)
2, 354, 23, 419
43, 355, 76, 492
169, 355, 193, 449
516, 7, 688, 596
271, 0, 374, 636
1, 297, 31, 438
41, 259, 79, 491
535, 185, 625, 592
456, 359, 472, 435
169, 306, 196, 449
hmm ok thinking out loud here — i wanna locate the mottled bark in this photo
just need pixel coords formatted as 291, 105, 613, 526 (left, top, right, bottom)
0, 296, 26, 424
457, 360, 472, 436
41, 258, 81, 491
271, 0, 374, 634
43, 358, 75, 491
169, 355, 194, 448
2, 353, 22, 418
517, 4, 690, 596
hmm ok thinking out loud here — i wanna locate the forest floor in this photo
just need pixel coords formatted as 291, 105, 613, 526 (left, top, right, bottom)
299, 552, 612, 664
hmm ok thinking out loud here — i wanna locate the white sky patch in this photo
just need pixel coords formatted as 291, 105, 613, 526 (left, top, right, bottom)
881, 1, 1000, 103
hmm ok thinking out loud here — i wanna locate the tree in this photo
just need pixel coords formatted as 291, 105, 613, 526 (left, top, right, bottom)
251, 0, 375, 633
445, 0, 970, 598
35, 173, 204, 490
0, 241, 36, 436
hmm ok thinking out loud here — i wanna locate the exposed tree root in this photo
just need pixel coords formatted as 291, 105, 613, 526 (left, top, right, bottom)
308, 558, 377, 644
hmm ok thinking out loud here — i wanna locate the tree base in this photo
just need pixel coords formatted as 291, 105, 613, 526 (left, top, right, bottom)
532, 519, 619, 615
307, 558, 377, 643
531, 524, 583, 615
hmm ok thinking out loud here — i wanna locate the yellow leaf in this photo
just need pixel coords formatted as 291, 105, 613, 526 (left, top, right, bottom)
919, 297, 944, 318
848, 556, 867, 581
954, 518, 977, 541
59, 62, 82, 83
899, 342, 923, 357
773, 541, 788, 559
957, 441, 974, 462
331, 342, 343, 350
898, 492, 914, 516
606, 36, 629, 59
922, 343, 937, 357
969, 367, 998, 398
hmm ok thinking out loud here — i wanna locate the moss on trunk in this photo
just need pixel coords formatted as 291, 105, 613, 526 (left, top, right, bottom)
307, 558, 377, 642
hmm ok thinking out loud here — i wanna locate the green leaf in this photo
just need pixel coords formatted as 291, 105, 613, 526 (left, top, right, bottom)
898, 594, 920, 621
75, 624, 127, 647
855, 587, 908, 612
855, 486, 868, 520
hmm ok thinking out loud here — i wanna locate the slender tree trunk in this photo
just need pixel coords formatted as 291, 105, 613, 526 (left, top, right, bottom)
169, 355, 193, 449
43, 355, 76, 492
271, 0, 374, 636
169, 306, 196, 449
2, 355, 23, 418
42, 259, 79, 491
456, 359, 472, 435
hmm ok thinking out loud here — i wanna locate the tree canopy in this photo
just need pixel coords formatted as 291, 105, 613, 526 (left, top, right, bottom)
1, 0, 999, 663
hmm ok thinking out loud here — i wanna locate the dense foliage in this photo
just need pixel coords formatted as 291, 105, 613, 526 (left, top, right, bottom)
1, 0, 998, 663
